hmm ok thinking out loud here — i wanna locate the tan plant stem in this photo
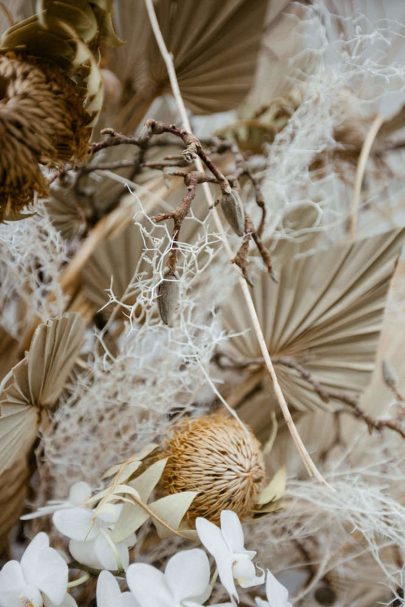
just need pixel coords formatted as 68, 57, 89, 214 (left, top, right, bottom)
349, 113, 384, 239
144, 0, 327, 484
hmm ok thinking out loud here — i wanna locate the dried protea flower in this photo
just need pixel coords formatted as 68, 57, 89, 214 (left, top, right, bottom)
0, 0, 121, 221
0, 52, 90, 220
161, 414, 265, 523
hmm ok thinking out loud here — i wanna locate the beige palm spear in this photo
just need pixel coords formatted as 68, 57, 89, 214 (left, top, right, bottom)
0, 0, 121, 220
0, 313, 85, 541
222, 229, 405, 428
105, 0, 289, 132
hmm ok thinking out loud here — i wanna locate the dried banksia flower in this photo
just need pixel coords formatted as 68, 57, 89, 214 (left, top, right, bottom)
161, 414, 265, 523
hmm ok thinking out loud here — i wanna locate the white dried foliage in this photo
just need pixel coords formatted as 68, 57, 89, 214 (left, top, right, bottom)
259, 1, 405, 246
242, 432, 405, 607
39, 199, 236, 497
0, 203, 67, 336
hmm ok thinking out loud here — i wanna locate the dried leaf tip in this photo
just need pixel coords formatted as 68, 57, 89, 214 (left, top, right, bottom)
161, 414, 265, 523
220, 189, 245, 237
158, 270, 179, 326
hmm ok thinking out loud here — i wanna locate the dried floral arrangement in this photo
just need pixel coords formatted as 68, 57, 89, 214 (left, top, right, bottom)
0, 1, 405, 606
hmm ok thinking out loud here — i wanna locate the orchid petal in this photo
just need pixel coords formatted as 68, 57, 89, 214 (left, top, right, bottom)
35, 547, 68, 605
127, 563, 173, 607
220, 511, 245, 553
94, 533, 129, 571
232, 556, 256, 586
35, 553, 68, 604
20, 532, 68, 605
53, 508, 98, 541
264, 570, 292, 607
97, 503, 123, 525
21, 505, 67, 520
0, 561, 27, 607
44, 594, 78, 607
69, 539, 102, 570
21, 532, 49, 573
121, 592, 140, 607
96, 570, 123, 607
68, 482, 92, 505
165, 549, 210, 603
61, 594, 79, 607
196, 517, 238, 602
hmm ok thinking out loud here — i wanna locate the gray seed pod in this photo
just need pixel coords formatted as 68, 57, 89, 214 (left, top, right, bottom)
158, 271, 180, 326
220, 189, 245, 236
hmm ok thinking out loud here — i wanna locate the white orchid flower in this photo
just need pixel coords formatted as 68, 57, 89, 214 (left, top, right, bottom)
96, 570, 138, 607
126, 548, 212, 607
0, 532, 77, 607
21, 482, 93, 520
53, 502, 135, 571
255, 570, 291, 607
196, 510, 264, 603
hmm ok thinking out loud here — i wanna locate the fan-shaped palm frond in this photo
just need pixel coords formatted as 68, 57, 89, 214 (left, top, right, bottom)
107, 0, 287, 131
223, 229, 405, 414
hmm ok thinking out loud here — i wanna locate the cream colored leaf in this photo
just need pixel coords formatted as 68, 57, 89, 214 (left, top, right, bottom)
102, 460, 142, 484
111, 502, 150, 542
257, 467, 286, 506
150, 491, 197, 539
102, 444, 158, 481
129, 458, 168, 502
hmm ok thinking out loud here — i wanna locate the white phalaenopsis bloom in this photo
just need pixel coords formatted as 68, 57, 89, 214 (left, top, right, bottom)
22, 482, 93, 520
0, 532, 76, 607
126, 548, 212, 607
255, 571, 291, 607
96, 570, 138, 607
53, 501, 136, 571
196, 511, 264, 603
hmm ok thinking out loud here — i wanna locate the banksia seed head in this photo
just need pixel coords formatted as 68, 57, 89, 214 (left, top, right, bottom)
161, 414, 265, 523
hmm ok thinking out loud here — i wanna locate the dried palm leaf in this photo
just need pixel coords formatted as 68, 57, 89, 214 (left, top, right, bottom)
222, 229, 405, 415
0, 456, 29, 542
81, 221, 145, 311
0, 326, 18, 379
0, 312, 85, 474
107, 0, 287, 132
